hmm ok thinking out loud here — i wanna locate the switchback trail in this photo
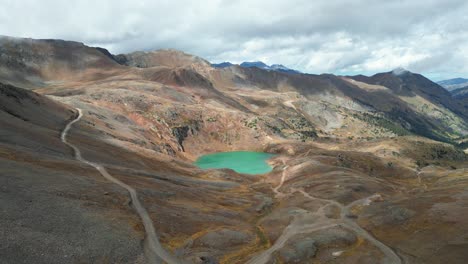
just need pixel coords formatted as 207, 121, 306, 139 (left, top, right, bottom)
248, 161, 402, 264
61, 108, 185, 264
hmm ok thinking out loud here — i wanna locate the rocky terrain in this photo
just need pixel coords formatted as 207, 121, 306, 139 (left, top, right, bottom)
1, 36, 467, 264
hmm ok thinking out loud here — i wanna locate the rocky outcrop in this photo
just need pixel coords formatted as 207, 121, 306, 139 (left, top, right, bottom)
172, 122, 200, 152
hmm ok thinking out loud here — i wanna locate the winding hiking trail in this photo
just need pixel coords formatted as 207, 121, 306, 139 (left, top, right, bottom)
62, 109, 401, 264
272, 164, 288, 198
62, 108, 184, 264
248, 161, 402, 264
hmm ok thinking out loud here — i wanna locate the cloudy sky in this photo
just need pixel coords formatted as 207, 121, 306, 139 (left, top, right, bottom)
1, 0, 468, 80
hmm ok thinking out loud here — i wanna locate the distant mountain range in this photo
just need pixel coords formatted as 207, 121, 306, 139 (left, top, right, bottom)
452, 86, 468, 100
437, 78, 468, 91
212, 61, 301, 74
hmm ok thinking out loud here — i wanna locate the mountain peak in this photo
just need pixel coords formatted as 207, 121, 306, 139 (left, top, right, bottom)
116, 49, 210, 68
392, 67, 410, 76
212, 60, 301, 74
211, 62, 234, 68
240, 61, 269, 69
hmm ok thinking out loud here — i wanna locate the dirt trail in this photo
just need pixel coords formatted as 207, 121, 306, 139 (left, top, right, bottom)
416, 170, 428, 190
61, 108, 185, 264
283, 99, 297, 110
272, 165, 288, 198
248, 161, 402, 264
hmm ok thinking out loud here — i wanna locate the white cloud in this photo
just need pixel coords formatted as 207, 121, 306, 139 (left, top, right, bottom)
0, 0, 468, 79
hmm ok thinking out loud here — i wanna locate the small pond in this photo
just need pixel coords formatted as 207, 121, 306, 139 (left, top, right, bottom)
194, 151, 275, 175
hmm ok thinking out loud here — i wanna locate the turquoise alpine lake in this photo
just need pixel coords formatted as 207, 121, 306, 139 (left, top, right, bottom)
194, 151, 275, 175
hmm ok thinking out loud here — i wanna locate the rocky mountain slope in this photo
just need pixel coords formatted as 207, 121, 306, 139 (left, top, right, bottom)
349, 69, 468, 141
0, 36, 123, 89
1, 36, 467, 264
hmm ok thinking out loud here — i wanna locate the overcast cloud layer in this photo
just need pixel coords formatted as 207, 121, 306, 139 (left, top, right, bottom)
1, 0, 468, 80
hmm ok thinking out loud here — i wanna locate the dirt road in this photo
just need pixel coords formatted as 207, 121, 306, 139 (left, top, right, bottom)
61, 108, 185, 264
247, 161, 402, 264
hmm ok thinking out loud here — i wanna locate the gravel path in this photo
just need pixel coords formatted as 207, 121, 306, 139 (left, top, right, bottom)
62, 108, 186, 264
247, 161, 402, 264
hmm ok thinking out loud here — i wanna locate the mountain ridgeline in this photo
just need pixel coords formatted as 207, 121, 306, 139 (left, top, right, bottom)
212, 60, 301, 74
0, 36, 466, 148
437, 78, 468, 91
